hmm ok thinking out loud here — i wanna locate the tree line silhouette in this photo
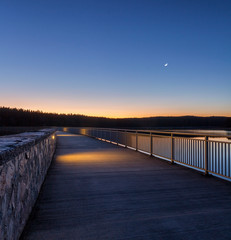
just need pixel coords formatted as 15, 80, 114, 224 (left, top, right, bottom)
0, 107, 230, 129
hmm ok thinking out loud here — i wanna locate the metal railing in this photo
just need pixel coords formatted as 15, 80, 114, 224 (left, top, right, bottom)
64, 128, 231, 181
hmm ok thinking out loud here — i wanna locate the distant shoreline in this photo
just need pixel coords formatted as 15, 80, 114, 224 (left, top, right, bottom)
0, 107, 230, 130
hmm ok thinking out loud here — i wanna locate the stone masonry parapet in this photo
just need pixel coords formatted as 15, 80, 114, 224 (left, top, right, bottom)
0, 129, 56, 240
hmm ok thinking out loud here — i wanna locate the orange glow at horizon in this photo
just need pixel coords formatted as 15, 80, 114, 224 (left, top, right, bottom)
1, 102, 231, 118
1, 94, 231, 119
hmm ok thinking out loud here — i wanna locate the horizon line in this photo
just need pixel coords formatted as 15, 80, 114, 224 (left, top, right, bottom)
1, 106, 231, 119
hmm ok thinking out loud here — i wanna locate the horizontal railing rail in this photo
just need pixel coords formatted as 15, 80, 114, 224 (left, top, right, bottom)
64, 127, 231, 181
67, 127, 231, 138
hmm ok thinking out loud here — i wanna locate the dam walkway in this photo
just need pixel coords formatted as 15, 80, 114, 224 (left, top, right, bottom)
21, 132, 231, 240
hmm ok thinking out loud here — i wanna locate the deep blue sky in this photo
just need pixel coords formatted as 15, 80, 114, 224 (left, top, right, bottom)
0, 0, 230, 117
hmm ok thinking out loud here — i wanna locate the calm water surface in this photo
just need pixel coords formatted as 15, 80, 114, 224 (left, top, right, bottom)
165, 130, 231, 142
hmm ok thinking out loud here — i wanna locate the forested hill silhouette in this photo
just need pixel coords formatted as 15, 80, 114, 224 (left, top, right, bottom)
0, 107, 231, 129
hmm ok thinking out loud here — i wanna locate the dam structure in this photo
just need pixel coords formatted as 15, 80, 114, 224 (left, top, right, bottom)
0, 128, 231, 239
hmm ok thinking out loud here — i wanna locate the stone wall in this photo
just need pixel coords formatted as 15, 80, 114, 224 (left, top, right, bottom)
0, 129, 56, 240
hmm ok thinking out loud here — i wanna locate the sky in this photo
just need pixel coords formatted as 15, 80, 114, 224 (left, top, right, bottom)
0, 0, 231, 118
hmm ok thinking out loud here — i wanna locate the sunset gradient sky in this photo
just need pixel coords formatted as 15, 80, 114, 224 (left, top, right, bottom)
0, 0, 231, 118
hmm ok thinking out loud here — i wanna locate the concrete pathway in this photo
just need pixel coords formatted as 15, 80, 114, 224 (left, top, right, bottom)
21, 132, 231, 240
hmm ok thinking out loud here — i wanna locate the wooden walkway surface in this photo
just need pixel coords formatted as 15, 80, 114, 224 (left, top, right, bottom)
21, 132, 231, 240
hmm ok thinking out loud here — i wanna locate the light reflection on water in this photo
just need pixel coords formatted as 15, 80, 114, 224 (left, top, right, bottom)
175, 129, 231, 136
173, 130, 231, 143
192, 136, 231, 142
208, 137, 231, 143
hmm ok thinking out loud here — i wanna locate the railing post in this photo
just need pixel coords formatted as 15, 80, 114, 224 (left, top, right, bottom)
117, 131, 119, 145
171, 133, 174, 164
204, 136, 208, 175
125, 131, 127, 148
150, 132, 153, 156
136, 131, 138, 151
